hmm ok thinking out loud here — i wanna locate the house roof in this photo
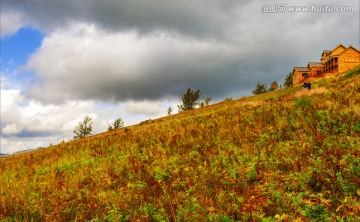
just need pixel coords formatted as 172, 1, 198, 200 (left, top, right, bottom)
329, 43, 347, 56
321, 44, 347, 59
322, 50, 331, 57
293, 67, 311, 71
292, 67, 311, 76
337, 45, 360, 56
308, 62, 321, 67
331, 43, 347, 51
348, 45, 360, 51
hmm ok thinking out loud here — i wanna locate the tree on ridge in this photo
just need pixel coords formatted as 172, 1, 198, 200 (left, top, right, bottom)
73, 116, 93, 139
178, 88, 201, 112
252, 83, 268, 95
284, 72, 293, 87
108, 118, 125, 131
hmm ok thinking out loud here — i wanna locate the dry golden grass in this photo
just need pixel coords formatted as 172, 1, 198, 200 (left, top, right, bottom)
0, 67, 359, 221
295, 87, 329, 97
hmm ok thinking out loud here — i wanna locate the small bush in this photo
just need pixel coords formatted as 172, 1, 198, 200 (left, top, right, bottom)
294, 97, 313, 107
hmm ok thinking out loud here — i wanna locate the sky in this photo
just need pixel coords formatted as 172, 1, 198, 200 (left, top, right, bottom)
1, 0, 359, 154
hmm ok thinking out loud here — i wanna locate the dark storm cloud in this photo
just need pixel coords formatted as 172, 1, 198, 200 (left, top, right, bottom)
1, 0, 245, 38
23, 26, 304, 103
2, 0, 359, 103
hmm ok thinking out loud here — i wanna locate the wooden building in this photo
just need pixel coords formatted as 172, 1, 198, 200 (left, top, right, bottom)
307, 62, 322, 77
292, 44, 360, 85
292, 67, 311, 85
336, 46, 360, 73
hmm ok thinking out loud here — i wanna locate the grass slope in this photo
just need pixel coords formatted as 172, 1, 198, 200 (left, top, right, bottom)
1, 67, 360, 221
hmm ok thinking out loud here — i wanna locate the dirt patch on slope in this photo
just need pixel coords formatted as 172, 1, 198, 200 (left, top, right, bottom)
295, 87, 329, 97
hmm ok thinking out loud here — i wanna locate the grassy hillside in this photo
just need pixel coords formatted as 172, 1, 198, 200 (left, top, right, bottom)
1, 67, 359, 221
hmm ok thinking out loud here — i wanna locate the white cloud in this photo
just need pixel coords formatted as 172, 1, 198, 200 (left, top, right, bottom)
0, 88, 100, 153
0, 89, 98, 134
0, 89, 23, 125
0, 136, 60, 154
2, 124, 23, 135
0, 12, 25, 37
125, 100, 166, 116
0, 87, 176, 154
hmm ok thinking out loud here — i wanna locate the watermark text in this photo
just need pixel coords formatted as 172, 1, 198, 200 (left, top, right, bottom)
261, 5, 354, 13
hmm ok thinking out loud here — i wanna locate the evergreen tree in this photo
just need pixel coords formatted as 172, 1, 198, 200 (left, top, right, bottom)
178, 88, 201, 112
73, 116, 93, 139
284, 72, 293, 87
252, 83, 268, 95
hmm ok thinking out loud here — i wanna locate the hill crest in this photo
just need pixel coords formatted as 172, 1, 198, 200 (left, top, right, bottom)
0, 67, 359, 221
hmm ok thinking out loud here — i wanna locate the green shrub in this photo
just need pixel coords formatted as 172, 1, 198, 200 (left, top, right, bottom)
294, 97, 313, 107
344, 66, 360, 78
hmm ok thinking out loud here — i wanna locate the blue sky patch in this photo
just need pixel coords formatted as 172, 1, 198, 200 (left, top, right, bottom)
1, 26, 44, 72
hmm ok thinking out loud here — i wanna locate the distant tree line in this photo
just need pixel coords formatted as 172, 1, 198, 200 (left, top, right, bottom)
73, 117, 125, 139
252, 72, 293, 95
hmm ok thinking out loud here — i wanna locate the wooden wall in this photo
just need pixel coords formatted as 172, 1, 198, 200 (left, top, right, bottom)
338, 48, 360, 73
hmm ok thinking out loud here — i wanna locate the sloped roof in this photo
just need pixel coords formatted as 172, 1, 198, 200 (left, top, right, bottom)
293, 67, 311, 71
308, 62, 321, 67
338, 45, 360, 55
292, 67, 311, 76
321, 44, 347, 58
348, 45, 360, 51
332, 43, 347, 51
322, 50, 331, 57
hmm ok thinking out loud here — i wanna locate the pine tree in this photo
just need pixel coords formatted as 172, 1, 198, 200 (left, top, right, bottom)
178, 88, 201, 112
252, 83, 268, 95
284, 72, 293, 87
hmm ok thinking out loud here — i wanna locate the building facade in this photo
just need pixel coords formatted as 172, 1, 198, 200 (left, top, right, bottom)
292, 44, 360, 85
